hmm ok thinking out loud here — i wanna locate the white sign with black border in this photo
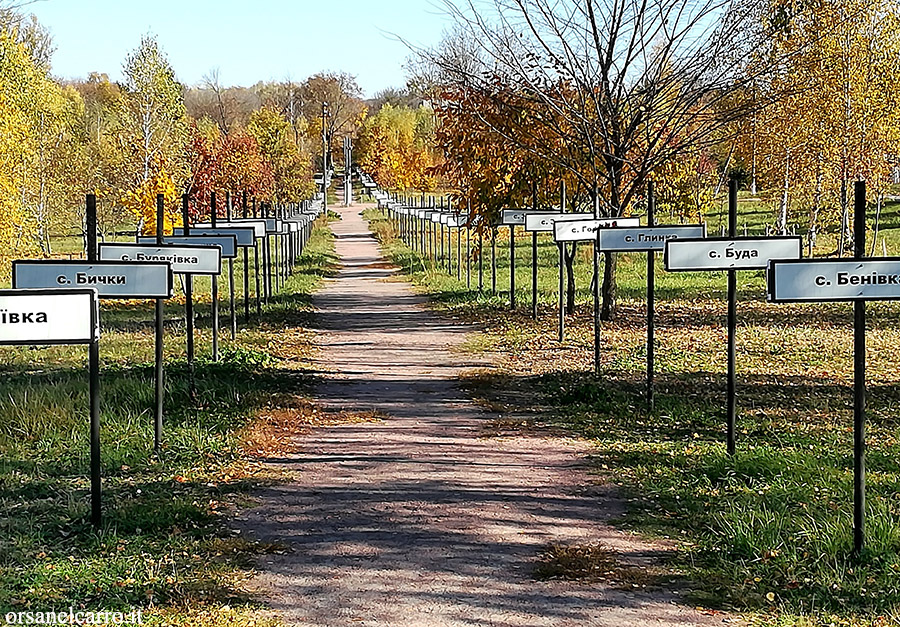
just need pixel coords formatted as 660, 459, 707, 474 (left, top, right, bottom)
138, 235, 237, 259
13, 260, 173, 299
665, 236, 802, 271
553, 217, 642, 242
502, 209, 561, 226
594, 225, 707, 252
193, 221, 266, 239
767, 258, 900, 302
525, 212, 593, 232
173, 227, 255, 247
99, 243, 222, 276
0, 288, 99, 345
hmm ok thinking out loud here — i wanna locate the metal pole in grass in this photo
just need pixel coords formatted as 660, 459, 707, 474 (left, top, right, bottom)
558, 180, 566, 343
226, 192, 236, 340
853, 179, 867, 557
86, 193, 102, 529
242, 191, 250, 324
593, 187, 601, 375
531, 182, 538, 320
726, 180, 737, 455
491, 226, 497, 295
253, 198, 262, 317
478, 223, 484, 292
509, 223, 516, 309
647, 180, 656, 411
182, 194, 196, 397
154, 194, 166, 454
210, 192, 219, 362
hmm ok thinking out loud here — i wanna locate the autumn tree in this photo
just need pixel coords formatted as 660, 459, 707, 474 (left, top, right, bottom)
299, 72, 367, 170
735, 0, 900, 251
121, 35, 189, 233
425, 0, 773, 319
357, 103, 440, 191
247, 106, 314, 203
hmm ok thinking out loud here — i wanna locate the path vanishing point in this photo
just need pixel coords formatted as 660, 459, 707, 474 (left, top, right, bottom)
237, 204, 733, 626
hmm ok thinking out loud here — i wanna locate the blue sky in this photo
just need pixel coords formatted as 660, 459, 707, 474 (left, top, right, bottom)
26, 0, 453, 97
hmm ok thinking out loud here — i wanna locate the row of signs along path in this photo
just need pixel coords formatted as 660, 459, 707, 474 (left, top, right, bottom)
236, 202, 733, 626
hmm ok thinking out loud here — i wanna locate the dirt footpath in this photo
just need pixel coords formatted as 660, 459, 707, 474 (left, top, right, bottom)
237, 204, 733, 626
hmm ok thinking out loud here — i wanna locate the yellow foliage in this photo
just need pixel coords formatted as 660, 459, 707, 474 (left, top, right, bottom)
122, 165, 182, 235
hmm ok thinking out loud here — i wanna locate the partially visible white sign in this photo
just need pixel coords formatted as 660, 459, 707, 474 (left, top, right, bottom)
768, 259, 900, 302
0, 289, 98, 345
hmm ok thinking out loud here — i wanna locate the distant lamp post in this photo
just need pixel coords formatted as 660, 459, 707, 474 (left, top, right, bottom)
322, 102, 329, 213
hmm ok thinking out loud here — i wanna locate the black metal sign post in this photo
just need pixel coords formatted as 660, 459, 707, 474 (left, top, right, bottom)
765, 181, 869, 556
559, 181, 566, 343
531, 186, 539, 320
647, 182, 656, 410
668, 214, 802, 457
510, 223, 516, 309
853, 181, 866, 557
254, 200, 262, 316
181, 194, 196, 396
242, 192, 250, 324
86, 196, 102, 528
210, 192, 219, 362
492, 226, 498, 295
226, 192, 236, 340
154, 195, 165, 454
726, 181, 738, 455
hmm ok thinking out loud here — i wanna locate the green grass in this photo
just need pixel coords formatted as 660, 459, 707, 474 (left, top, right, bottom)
0, 217, 338, 626
364, 203, 900, 626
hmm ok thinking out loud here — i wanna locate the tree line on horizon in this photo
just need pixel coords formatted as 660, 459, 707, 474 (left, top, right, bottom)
0, 4, 371, 277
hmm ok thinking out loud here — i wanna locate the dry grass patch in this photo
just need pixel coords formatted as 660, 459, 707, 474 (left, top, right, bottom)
533, 543, 677, 590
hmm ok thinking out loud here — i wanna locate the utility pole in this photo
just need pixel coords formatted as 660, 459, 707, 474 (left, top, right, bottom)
344, 136, 353, 207
322, 102, 329, 214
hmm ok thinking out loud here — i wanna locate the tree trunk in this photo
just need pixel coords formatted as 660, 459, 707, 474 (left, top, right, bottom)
564, 243, 577, 314
600, 252, 617, 321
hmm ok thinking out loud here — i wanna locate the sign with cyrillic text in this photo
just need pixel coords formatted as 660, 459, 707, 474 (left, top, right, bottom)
552, 217, 642, 242
768, 258, 900, 302
0, 289, 98, 345
447, 215, 467, 228
13, 261, 173, 299
173, 227, 255, 247
99, 243, 221, 276
666, 237, 801, 271
502, 210, 560, 226
227, 218, 281, 234
138, 235, 237, 259
193, 221, 266, 238
595, 225, 706, 252
525, 212, 593, 232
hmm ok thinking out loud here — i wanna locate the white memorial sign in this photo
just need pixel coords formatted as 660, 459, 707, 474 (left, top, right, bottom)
768, 258, 900, 302
553, 217, 641, 242
173, 227, 255, 247
138, 235, 237, 259
525, 212, 593, 232
0, 289, 98, 345
501, 210, 560, 226
595, 225, 707, 252
194, 221, 266, 238
665, 237, 801, 271
99, 243, 222, 275
13, 261, 172, 299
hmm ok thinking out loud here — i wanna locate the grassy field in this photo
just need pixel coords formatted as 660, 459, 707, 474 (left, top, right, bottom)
365, 197, 900, 627
0, 217, 338, 626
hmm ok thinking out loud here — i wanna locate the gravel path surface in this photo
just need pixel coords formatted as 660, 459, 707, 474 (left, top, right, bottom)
237, 204, 733, 626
